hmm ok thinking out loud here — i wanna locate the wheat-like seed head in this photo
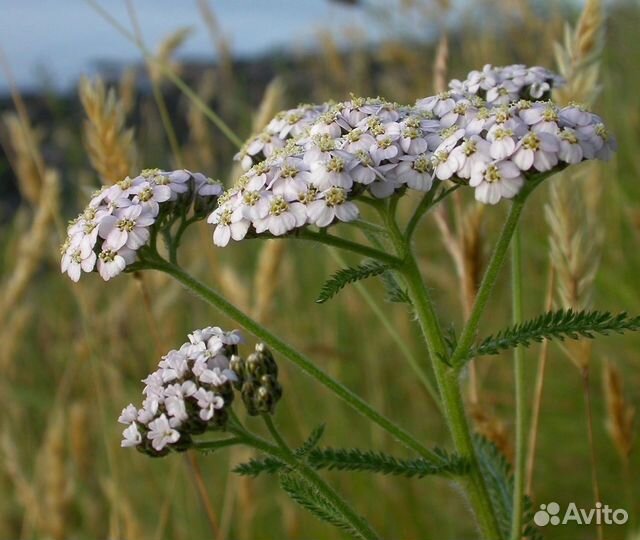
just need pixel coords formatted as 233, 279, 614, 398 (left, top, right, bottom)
602, 359, 635, 460
553, 0, 604, 106
118, 67, 137, 115
79, 76, 137, 184
150, 27, 192, 83
0, 169, 59, 327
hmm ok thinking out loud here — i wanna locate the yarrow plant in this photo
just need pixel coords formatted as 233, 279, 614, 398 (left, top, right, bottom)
63, 64, 633, 540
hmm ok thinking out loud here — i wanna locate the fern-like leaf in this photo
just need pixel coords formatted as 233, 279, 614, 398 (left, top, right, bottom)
295, 424, 326, 457
379, 270, 411, 304
232, 456, 285, 477
308, 447, 469, 478
474, 435, 541, 540
316, 261, 390, 303
461, 309, 640, 365
279, 472, 367, 540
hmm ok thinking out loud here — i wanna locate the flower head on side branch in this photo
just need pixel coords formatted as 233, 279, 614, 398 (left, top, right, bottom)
61, 169, 222, 281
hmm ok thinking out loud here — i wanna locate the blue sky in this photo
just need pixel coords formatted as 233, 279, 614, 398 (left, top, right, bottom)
0, 0, 379, 92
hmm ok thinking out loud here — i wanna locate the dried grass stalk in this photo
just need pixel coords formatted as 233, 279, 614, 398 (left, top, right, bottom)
79, 77, 137, 184
150, 27, 192, 84
252, 240, 286, 322
602, 360, 635, 460
0, 169, 59, 327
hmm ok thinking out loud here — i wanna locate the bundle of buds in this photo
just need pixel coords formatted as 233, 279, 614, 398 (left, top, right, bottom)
61, 169, 222, 282
230, 343, 283, 416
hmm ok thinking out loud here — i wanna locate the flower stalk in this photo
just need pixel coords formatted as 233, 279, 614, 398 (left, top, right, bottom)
144, 253, 444, 465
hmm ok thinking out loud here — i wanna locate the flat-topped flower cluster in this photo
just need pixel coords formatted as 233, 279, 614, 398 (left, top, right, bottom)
211, 64, 614, 246
118, 326, 241, 455
60, 65, 616, 280
61, 169, 222, 282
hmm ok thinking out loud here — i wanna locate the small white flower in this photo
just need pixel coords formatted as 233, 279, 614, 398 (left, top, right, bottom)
470, 161, 524, 205
208, 206, 250, 247
511, 131, 559, 172
131, 181, 172, 216
99, 205, 155, 251
558, 128, 584, 164
253, 196, 307, 236
310, 156, 354, 191
307, 187, 359, 227
194, 388, 224, 421
147, 414, 180, 451
121, 423, 142, 448
97, 247, 134, 281
118, 404, 138, 425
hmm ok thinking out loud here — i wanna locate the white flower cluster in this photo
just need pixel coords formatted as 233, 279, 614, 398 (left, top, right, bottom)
61, 169, 222, 282
449, 64, 564, 105
210, 97, 443, 246
209, 64, 614, 245
415, 98, 616, 204
118, 326, 241, 455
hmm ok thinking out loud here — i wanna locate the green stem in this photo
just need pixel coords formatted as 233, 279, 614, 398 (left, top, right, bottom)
378, 203, 500, 538
400, 256, 502, 540
193, 437, 244, 452
252, 418, 380, 540
510, 226, 526, 540
147, 256, 443, 464
297, 229, 402, 267
449, 199, 526, 368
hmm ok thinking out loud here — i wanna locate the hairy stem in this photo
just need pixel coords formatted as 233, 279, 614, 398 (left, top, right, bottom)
382, 205, 501, 539
510, 225, 526, 540
148, 256, 442, 464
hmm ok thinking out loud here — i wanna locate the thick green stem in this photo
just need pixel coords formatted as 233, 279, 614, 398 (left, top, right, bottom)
243, 419, 380, 540
148, 257, 442, 464
450, 199, 526, 368
378, 203, 500, 538
400, 257, 502, 540
510, 226, 526, 540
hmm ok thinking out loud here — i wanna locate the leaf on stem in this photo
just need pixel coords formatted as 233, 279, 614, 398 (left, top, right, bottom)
232, 455, 285, 476
379, 270, 410, 304
307, 446, 469, 478
316, 261, 390, 303
279, 472, 368, 540
460, 309, 640, 365
474, 435, 541, 540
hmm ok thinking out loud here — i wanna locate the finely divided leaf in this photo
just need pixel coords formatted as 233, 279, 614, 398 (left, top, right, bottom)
279, 472, 367, 540
308, 447, 469, 478
316, 261, 389, 303
461, 309, 640, 365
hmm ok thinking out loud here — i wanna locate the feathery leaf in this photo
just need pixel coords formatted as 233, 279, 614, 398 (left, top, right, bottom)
307, 447, 469, 478
316, 261, 389, 303
232, 455, 285, 477
460, 309, 640, 365
279, 472, 367, 540
379, 270, 411, 304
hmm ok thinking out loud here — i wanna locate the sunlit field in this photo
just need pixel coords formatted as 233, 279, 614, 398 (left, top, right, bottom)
1, 1, 638, 539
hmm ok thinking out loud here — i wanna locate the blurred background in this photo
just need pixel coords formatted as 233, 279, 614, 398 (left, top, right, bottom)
0, 0, 638, 539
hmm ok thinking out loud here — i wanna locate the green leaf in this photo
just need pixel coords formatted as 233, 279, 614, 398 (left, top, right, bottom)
474, 435, 541, 540
232, 456, 285, 477
379, 270, 410, 304
295, 424, 326, 457
461, 309, 640, 365
307, 447, 469, 478
316, 261, 390, 303
279, 472, 367, 540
